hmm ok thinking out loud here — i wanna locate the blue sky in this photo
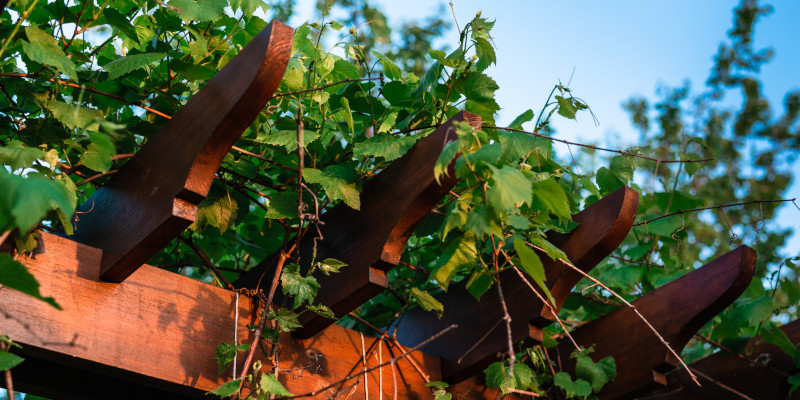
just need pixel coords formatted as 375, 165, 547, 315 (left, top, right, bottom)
286, 1, 800, 255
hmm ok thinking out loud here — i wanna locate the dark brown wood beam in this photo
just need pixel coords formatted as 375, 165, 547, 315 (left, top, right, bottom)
0, 232, 503, 399
394, 186, 639, 382
554, 245, 757, 400
235, 111, 483, 338
644, 319, 800, 399
72, 21, 293, 282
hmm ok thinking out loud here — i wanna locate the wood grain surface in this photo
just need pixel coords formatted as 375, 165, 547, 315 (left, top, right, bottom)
0, 231, 506, 399
643, 319, 800, 400
554, 246, 757, 400
394, 186, 639, 382
72, 21, 292, 282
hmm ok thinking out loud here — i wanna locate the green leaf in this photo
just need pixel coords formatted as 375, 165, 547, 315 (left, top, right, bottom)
103, 8, 140, 44
484, 361, 533, 392
554, 372, 592, 398
514, 239, 554, 305
207, 378, 242, 397
731, 296, 773, 327
265, 191, 298, 219
760, 322, 800, 360
191, 190, 238, 233
508, 109, 534, 129
455, 72, 499, 102
487, 165, 532, 211
340, 97, 354, 133
371, 50, 402, 80
410, 287, 444, 318
474, 37, 496, 72
413, 60, 442, 99
0, 254, 60, 309
103, 52, 165, 80
46, 101, 104, 131
259, 373, 293, 396
0, 140, 45, 171
529, 235, 569, 262
431, 233, 477, 290
281, 263, 320, 309
21, 26, 77, 80
303, 168, 360, 210
169, 0, 226, 22
596, 156, 635, 194
0, 350, 24, 371
498, 131, 552, 164
556, 95, 577, 119
316, 258, 347, 275
230, 0, 269, 18
269, 308, 302, 332
307, 304, 335, 319
434, 140, 460, 184
0, 170, 76, 233
466, 205, 503, 238
575, 354, 616, 392
331, 59, 360, 81
466, 269, 493, 300
354, 133, 423, 161
257, 129, 320, 152
531, 179, 571, 221
80, 142, 112, 173
214, 342, 249, 376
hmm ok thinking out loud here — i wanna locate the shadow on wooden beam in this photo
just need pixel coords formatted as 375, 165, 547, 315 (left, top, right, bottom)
72, 21, 292, 283
395, 186, 639, 382
235, 111, 483, 338
554, 246, 757, 400
0, 232, 504, 399
643, 319, 800, 399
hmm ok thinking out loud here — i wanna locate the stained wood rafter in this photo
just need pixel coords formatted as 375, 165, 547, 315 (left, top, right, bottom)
72, 21, 293, 283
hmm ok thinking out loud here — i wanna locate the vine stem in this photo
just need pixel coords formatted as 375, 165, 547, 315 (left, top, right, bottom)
283, 324, 458, 399
530, 246, 701, 387
634, 198, 797, 226
274, 77, 383, 97
485, 125, 713, 164
236, 248, 293, 397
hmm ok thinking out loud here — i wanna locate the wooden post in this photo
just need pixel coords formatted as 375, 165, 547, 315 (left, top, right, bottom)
235, 111, 483, 338
394, 186, 639, 382
553, 246, 757, 399
72, 21, 292, 282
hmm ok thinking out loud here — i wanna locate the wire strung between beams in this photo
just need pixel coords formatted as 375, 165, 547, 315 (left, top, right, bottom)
484, 125, 713, 164
274, 77, 384, 97
634, 198, 797, 226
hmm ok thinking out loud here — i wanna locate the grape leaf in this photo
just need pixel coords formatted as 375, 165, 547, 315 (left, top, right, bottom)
0, 254, 60, 309
103, 53, 165, 80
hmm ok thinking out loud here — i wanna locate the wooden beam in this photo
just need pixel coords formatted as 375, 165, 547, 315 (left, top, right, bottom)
235, 111, 483, 338
554, 246, 757, 400
72, 21, 292, 282
645, 319, 800, 399
394, 186, 639, 382
0, 232, 502, 399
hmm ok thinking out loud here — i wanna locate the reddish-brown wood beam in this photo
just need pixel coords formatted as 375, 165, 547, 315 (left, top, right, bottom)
554, 246, 757, 400
0, 232, 503, 399
72, 21, 292, 283
394, 186, 639, 382
645, 319, 800, 399
235, 111, 483, 338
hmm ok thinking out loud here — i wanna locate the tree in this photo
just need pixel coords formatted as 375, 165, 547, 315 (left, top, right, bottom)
0, 0, 797, 398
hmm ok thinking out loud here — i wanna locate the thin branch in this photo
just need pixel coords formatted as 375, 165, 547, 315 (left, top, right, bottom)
608, 255, 664, 268
274, 77, 383, 97
634, 198, 797, 226
692, 334, 790, 378
485, 125, 713, 164
530, 245, 701, 386
231, 146, 297, 172
178, 236, 231, 288
283, 324, 458, 399
76, 169, 118, 186
689, 366, 754, 400
496, 278, 516, 378
457, 318, 503, 365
